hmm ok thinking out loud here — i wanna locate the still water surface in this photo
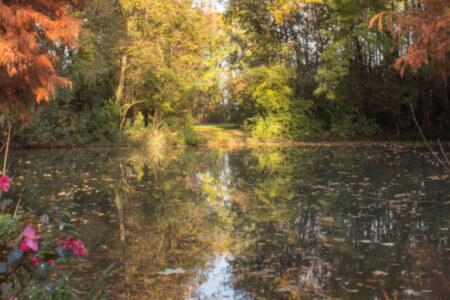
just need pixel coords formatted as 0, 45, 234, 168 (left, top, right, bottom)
9, 146, 449, 299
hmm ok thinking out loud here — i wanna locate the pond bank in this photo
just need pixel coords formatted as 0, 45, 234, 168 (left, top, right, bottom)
9, 122, 450, 150
193, 124, 450, 149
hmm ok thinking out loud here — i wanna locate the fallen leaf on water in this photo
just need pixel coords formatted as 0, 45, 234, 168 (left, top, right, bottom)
333, 238, 346, 242
403, 289, 421, 296
359, 240, 372, 244
157, 268, 186, 275
373, 271, 387, 276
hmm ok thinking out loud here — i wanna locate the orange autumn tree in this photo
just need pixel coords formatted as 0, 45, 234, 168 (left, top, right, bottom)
0, 0, 82, 120
371, 0, 450, 80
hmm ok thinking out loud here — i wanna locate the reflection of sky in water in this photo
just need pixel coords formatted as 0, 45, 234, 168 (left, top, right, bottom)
196, 255, 240, 299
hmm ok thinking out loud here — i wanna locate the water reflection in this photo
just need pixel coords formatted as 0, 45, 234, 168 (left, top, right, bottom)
8, 146, 449, 298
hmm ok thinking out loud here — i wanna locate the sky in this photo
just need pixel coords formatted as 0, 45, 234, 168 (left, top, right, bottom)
193, 0, 228, 12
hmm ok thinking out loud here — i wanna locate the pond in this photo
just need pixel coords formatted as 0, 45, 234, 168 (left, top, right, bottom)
8, 146, 450, 299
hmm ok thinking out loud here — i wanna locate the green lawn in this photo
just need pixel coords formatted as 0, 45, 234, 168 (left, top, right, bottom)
193, 124, 249, 145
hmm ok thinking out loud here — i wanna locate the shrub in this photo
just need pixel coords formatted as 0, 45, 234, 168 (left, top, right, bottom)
0, 173, 114, 299
0, 226, 89, 299
176, 125, 198, 146
289, 98, 322, 139
16, 102, 120, 146
123, 113, 173, 148
331, 114, 380, 138
290, 113, 322, 140
247, 114, 287, 141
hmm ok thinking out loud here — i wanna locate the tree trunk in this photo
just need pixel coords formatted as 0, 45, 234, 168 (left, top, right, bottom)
115, 54, 127, 107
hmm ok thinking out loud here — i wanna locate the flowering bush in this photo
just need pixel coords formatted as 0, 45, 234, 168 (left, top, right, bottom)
0, 174, 103, 299
0, 225, 88, 298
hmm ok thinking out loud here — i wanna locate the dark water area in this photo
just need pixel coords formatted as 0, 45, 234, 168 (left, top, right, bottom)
7, 146, 450, 299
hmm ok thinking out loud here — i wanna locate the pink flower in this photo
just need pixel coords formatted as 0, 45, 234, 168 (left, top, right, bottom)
20, 242, 35, 253
61, 237, 76, 249
32, 257, 40, 265
9, 297, 18, 300
0, 176, 11, 192
23, 226, 41, 252
32, 257, 55, 265
73, 239, 87, 257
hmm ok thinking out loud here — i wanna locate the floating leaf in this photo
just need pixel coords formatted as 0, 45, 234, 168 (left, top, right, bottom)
381, 242, 395, 247
333, 238, 346, 242
7, 249, 24, 263
373, 270, 387, 276
157, 268, 186, 275
359, 240, 372, 244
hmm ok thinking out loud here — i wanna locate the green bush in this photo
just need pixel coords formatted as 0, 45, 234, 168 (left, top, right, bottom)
289, 98, 322, 139
331, 114, 380, 138
16, 101, 120, 146
247, 114, 286, 141
176, 125, 198, 146
290, 114, 322, 139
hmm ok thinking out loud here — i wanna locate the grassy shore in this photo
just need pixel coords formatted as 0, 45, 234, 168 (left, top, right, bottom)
193, 124, 450, 149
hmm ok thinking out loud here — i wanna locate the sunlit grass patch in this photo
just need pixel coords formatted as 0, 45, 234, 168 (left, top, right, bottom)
194, 124, 250, 147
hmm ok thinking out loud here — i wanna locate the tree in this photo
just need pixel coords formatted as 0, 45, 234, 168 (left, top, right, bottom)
371, 0, 450, 80
65, 0, 126, 111
0, 0, 81, 120
115, 0, 220, 127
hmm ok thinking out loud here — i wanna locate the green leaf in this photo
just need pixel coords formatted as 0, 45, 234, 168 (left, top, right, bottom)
88, 262, 118, 300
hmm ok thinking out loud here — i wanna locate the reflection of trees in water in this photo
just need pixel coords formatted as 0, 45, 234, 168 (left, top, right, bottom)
8, 147, 449, 298
105, 148, 231, 298
220, 147, 449, 299
9, 148, 231, 298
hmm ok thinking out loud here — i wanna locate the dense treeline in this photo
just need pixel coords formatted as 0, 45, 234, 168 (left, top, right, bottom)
1, 0, 449, 145
224, 0, 449, 140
